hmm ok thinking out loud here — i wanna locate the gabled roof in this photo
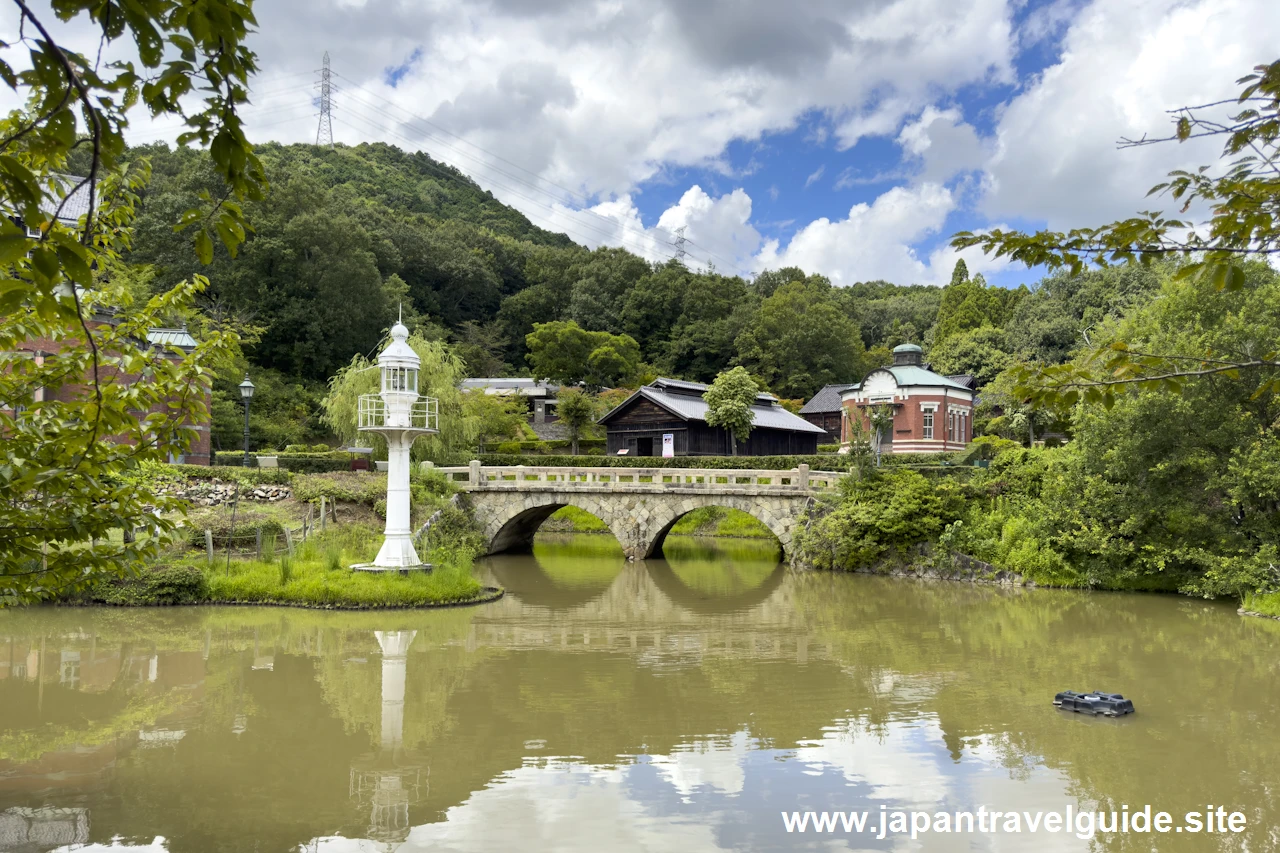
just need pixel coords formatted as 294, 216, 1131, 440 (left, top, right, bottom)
649, 376, 777, 405
946, 374, 978, 391
799, 384, 853, 415
848, 365, 974, 392
599, 380, 827, 434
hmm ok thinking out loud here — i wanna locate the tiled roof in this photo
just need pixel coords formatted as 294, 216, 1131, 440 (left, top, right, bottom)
43, 174, 94, 225
799, 384, 853, 414
600, 383, 827, 434
460, 378, 558, 396
650, 376, 777, 404
147, 328, 198, 349
849, 365, 974, 392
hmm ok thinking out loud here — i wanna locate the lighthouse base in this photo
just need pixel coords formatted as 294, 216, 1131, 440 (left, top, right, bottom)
350, 534, 432, 574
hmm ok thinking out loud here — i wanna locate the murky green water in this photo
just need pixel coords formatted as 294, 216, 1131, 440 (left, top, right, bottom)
3, 534, 1279, 852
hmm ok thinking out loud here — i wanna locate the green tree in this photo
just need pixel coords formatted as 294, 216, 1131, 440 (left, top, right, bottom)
658, 275, 752, 382
927, 327, 1013, 387
704, 367, 758, 456
555, 388, 596, 456
932, 272, 1013, 347
525, 320, 641, 388
461, 391, 526, 453
952, 60, 1280, 406
0, 0, 262, 602
322, 333, 474, 463
734, 278, 865, 398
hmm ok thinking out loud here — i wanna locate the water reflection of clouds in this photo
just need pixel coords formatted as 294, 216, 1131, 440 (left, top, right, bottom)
649, 730, 754, 802
297, 717, 1088, 852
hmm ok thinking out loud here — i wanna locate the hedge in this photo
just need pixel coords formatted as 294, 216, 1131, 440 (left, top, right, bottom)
473, 453, 856, 471
490, 439, 606, 455
165, 464, 292, 486
471, 452, 968, 472
212, 452, 350, 474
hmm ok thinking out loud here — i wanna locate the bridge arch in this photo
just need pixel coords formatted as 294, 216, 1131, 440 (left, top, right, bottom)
642, 497, 794, 560
473, 491, 808, 561
484, 494, 635, 556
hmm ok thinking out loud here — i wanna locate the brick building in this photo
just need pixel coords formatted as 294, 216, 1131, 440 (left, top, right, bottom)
15, 322, 212, 465
840, 344, 974, 454
5, 176, 212, 464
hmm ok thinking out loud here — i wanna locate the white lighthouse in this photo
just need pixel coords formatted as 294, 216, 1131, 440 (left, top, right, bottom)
354, 319, 439, 572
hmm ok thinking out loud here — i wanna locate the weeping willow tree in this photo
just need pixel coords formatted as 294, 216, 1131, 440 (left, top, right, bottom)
321, 333, 478, 462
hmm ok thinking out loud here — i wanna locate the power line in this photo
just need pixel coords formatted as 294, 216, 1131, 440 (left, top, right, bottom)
316, 52, 334, 148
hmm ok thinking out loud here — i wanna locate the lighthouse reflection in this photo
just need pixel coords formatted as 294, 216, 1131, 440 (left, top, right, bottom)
348, 631, 428, 850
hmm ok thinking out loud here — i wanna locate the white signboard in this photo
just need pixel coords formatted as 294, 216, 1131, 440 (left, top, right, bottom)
662, 433, 674, 458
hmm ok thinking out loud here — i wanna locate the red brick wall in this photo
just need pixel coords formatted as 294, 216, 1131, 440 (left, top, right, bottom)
842, 392, 973, 453
12, 324, 212, 465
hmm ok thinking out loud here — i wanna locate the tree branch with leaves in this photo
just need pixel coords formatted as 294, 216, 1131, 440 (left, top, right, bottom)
952, 60, 1280, 409
0, 0, 265, 603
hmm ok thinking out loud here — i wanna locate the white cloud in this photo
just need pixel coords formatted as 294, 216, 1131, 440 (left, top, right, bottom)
897, 106, 988, 183
981, 0, 1280, 231
754, 182, 961, 284
804, 165, 826, 188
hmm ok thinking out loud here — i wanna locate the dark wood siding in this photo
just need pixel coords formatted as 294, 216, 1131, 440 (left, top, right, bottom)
604, 394, 819, 456
802, 411, 842, 442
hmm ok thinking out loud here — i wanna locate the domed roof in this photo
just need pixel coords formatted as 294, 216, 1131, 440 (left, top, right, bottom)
892, 343, 923, 353
378, 320, 420, 367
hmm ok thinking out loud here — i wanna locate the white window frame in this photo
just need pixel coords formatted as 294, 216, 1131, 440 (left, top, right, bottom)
920, 403, 937, 440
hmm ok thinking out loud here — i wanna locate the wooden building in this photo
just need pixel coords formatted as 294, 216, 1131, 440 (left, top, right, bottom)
598, 377, 826, 457
798, 384, 852, 442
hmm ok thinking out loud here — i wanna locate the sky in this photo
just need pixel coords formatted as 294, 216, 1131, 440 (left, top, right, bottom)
5, 0, 1278, 289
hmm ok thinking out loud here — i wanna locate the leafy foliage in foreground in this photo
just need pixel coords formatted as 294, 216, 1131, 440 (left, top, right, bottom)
0, 1, 262, 603
953, 60, 1280, 408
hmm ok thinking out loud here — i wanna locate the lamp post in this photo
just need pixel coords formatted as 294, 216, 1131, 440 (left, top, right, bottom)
239, 374, 255, 467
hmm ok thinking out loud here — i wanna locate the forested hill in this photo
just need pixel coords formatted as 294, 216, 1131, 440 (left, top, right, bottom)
118, 141, 574, 379
112, 141, 1164, 424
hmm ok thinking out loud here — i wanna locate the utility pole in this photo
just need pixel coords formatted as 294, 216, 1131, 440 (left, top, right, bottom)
316, 52, 334, 148
672, 225, 687, 261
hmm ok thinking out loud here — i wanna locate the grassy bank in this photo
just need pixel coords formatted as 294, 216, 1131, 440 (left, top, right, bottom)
1242, 591, 1280, 619
78, 524, 489, 609
61, 466, 494, 610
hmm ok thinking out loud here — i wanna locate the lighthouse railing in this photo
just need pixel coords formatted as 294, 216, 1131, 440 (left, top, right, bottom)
358, 395, 439, 431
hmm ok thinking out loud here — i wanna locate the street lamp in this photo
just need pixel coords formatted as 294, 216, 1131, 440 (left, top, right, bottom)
239, 374, 255, 467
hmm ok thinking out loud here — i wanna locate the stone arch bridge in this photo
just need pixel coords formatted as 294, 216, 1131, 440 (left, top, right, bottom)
434, 463, 839, 560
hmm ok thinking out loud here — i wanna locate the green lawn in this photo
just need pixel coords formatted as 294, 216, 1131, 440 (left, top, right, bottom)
188, 523, 489, 608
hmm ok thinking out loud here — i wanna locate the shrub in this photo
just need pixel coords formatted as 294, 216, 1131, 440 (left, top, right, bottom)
187, 516, 285, 550
85, 565, 209, 606
795, 469, 968, 571
292, 472, 386, 506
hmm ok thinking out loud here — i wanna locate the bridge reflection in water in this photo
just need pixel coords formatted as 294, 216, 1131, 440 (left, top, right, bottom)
2, 537, 1278, 853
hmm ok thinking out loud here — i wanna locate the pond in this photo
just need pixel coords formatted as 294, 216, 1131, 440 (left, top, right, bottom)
2, 534, 1279, 852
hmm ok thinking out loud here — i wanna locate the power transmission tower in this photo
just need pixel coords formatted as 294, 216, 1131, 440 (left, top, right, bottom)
316, 52, 334, 147
672, 225, 687, 261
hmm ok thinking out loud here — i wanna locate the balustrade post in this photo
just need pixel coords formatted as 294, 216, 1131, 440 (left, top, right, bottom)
798, 463, 810, 489
470, 459, 482, 486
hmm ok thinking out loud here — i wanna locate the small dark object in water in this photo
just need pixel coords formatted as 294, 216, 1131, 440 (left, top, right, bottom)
1053, 690, 1135, 717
